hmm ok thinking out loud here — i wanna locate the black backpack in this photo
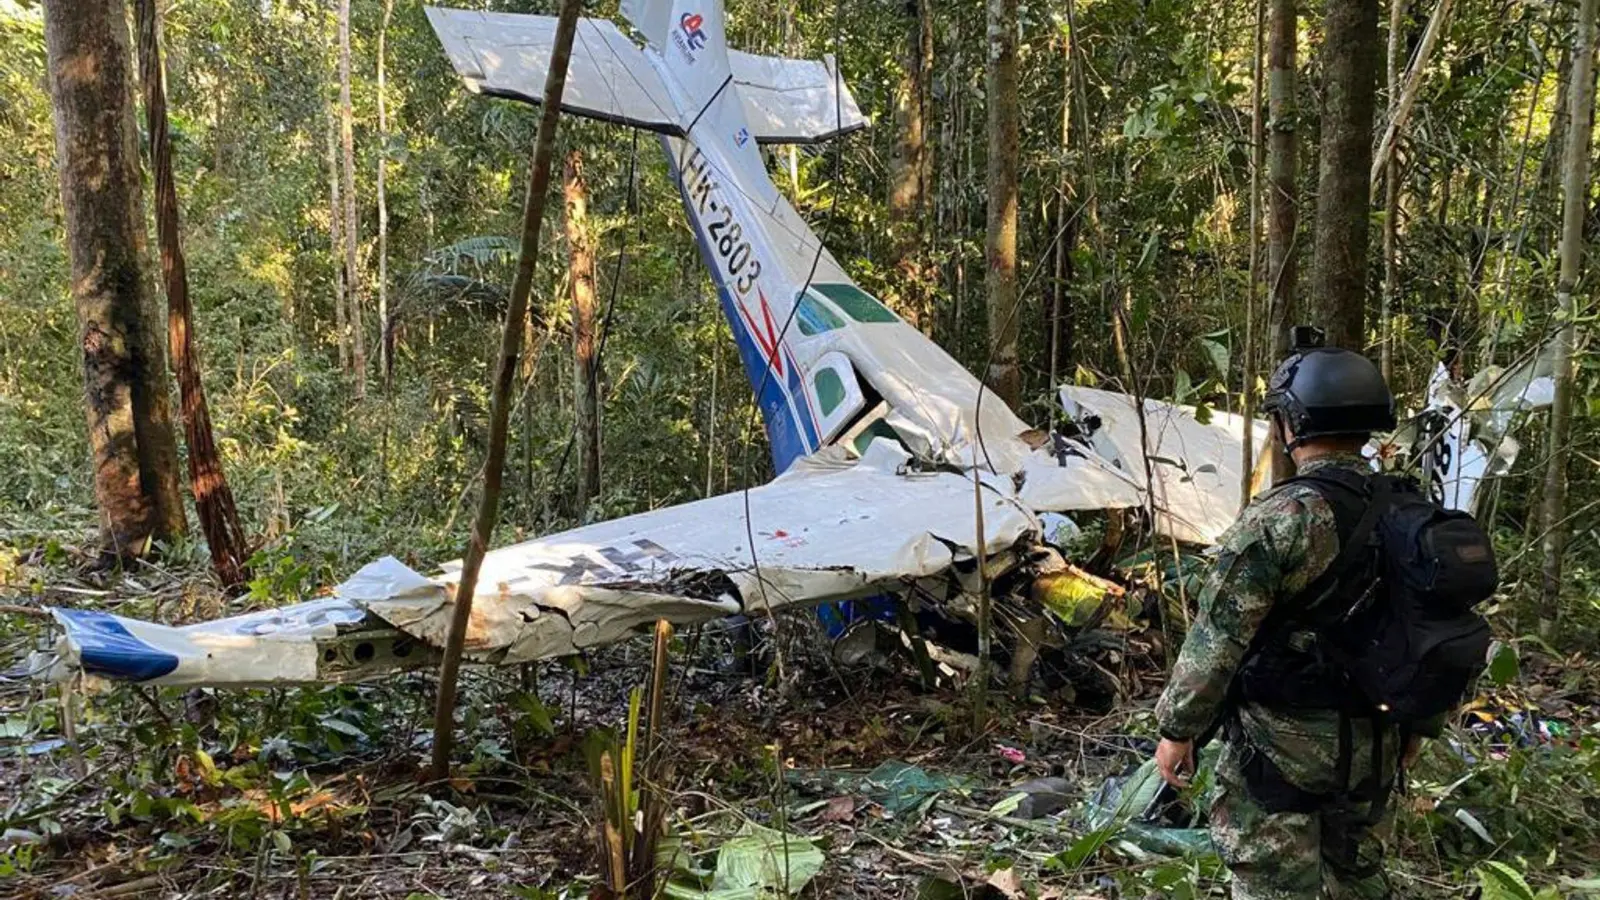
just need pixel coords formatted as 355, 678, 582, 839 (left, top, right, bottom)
1238, 467, 1498, 729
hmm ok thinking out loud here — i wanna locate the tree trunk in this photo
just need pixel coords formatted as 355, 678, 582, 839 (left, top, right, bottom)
1267, 0, 1299, 481
134, 0, 249, 589
378, 0, 393, 387
984, 0, 1021, 409
431, 0, 583, 781
43, 0, 186, 555
326, 49, 346, 371
1539, 45, 1574, 219
327, 130, 346, 366
1243, 0, 1266, 506
1312, 0, 1381, 352
565, 150, 601, 516
339, 0, 365, 399
889, 0, 933, 331
1049, 28, 1077, 389
1379, 0, 1409, 380
1540, 0, 1596, 636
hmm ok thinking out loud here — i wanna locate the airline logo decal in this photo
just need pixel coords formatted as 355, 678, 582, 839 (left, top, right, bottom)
673, 12, 706, 61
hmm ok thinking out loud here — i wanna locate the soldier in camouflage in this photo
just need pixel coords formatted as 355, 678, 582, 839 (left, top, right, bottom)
1151, 340, 1427, 899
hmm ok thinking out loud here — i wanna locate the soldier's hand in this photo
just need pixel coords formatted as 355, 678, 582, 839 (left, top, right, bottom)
1156, 738, 1195, 788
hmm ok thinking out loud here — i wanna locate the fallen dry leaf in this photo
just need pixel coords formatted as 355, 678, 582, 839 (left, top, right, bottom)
820, 795, 856, 823
987, 866, 1026, 899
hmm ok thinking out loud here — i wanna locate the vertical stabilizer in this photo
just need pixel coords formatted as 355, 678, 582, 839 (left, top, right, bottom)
631, 0, 732, 123
620, 0, 671, 47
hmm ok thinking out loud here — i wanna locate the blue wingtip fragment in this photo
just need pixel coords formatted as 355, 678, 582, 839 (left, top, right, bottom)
52, 609, 180, 682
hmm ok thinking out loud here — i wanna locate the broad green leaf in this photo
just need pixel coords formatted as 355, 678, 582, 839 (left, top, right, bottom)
1456, 808, 1495, 844
1198, 337, 1229, 378
663, 825, 824, 900
1476, 861, 1536, 900
1560, 876, 1600, 895
318, 717, 366, 738
988, 791, 1026, 817
193, 748, 218, 784
1174, 368, 1194, 402
1488, 641, 1520, 686
1050, 825, 1114, 869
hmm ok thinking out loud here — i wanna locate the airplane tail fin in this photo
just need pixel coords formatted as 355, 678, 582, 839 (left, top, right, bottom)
620, 0, 865, 143
624, 0, 734, 120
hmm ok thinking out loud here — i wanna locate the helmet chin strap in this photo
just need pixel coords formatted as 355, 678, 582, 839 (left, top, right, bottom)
1272, 413, 1309, 456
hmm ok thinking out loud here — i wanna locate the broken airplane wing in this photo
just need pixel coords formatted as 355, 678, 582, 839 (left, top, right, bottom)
38, 442, 1081, 687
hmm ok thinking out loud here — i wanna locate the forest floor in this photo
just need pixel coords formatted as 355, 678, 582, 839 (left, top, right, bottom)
3, 549, 1600, 899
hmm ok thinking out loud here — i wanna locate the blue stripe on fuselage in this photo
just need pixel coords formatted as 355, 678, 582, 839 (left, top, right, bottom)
662, 136, 816, 472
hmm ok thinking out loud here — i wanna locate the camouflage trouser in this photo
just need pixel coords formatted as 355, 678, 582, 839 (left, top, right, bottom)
1208, 740, 1393, 899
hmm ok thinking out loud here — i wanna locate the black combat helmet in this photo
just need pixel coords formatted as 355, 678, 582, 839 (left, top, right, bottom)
1262, 345, 1396, 447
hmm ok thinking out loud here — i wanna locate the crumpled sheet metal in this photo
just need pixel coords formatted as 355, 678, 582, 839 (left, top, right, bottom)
374, 440, 1037, 663
39, 442, 1037, 685
1057, 387, 1268, 545
1416, 362, 1555, 515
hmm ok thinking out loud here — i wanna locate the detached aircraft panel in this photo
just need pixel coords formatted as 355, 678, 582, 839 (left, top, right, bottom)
1059, 387, 1270, 545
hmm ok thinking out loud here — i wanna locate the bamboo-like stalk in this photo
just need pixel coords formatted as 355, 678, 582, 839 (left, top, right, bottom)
1242, 0, 1265, 508
1539, 0, 1597, 636
1371, 0, 1455, 185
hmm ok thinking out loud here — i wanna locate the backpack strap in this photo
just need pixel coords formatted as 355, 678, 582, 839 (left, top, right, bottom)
1245, 469, 1389, 652
1289, 469, 1390, 613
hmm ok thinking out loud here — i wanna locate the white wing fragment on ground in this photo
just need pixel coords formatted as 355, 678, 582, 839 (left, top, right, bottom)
34, 440, 1055, 688
364, 441, 1037, 667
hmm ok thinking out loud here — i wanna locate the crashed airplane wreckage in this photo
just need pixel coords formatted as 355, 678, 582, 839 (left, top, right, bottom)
29, 0, 1550, 691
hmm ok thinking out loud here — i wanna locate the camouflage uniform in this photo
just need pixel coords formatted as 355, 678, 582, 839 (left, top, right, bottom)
1155, 452, 1398, 899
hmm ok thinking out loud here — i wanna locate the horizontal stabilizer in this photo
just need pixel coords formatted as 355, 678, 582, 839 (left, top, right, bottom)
619, 0, 672, 47
425, 6, 867, 143
730, 50, 866, 144
425, 7, 681, 133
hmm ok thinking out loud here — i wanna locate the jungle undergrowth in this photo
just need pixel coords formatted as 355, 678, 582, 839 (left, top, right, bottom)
2, 551, 1598, 899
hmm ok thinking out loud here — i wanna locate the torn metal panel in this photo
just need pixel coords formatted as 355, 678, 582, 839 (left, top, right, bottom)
1407, 362, 1556, 515
1015, 445, 1146, 516
1058, 387, 1269, 544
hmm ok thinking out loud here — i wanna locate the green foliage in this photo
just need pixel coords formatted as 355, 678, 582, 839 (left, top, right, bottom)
1396, 723, 1600, 890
